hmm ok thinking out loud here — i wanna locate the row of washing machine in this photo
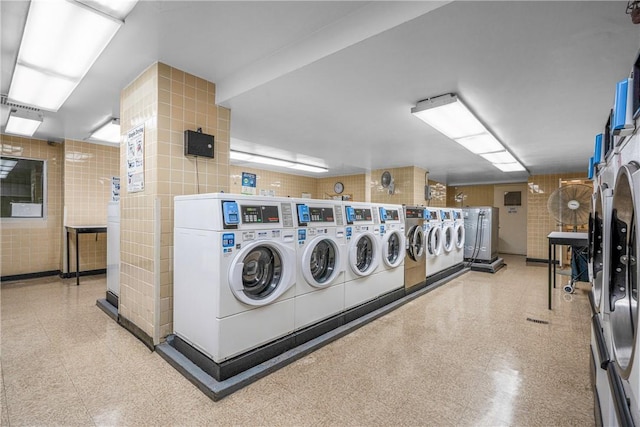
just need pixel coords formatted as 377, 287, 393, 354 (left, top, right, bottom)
172, 194, 467, 369
173, 194, 406, 366
589, 55, 640, 426
422, 207, 465, 285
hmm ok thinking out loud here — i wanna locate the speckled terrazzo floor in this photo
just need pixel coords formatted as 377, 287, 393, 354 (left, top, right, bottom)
1, 254, 593, 426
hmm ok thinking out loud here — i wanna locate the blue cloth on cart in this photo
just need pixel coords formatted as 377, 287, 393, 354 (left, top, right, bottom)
570, 246, 589, 282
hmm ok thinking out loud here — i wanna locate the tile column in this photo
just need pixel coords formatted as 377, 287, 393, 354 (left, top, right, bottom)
119, 62, 230, 347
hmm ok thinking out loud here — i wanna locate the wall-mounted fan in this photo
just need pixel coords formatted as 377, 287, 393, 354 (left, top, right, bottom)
381, 170, 395, 195
547, 184, 592, 231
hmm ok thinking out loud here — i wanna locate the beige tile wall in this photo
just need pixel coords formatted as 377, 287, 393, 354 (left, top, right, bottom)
120, 62, 230, 342
316, 174, 367, 201
446, 184, 495, 207
370, 166, 415, 205
428, 180, 447, 207
527, 172, 587, 260
0, 135, 63, 276
411, 167, 430, 206
64, 140, 119, 273
229, 166, 316, 197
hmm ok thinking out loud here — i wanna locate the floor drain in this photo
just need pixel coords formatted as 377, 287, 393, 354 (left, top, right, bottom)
526, 317, 549, 325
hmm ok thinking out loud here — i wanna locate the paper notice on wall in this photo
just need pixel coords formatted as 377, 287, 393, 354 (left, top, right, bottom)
508, 207, 518, 214
241, 172, 256, 195
126, 124, 145, 193
111, 176, 120, 201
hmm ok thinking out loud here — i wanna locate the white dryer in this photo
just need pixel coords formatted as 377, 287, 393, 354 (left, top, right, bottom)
173, 193, 297, 363
608, 162, 640, 425
424, 208, 443, 279
439, 208, 456, 271
292, 198, 346, 330
343, 202, 381, 309
452, 208, 465, 267
374, 203, 406, 296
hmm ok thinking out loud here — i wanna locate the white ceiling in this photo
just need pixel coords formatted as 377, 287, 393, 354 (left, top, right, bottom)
1, 1, 638, 185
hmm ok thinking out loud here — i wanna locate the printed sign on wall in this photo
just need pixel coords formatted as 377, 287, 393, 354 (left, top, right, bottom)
111, 176, 120, 201
126, 124, 145, 193
241, 172, 256, 195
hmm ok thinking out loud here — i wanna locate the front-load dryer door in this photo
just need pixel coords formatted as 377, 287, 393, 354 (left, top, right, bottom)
591, 185, 609, 315
302, 235, 342, 288
609, 163, 640, 379
427, 226, 443, 257
407, 225, 425, 262
454, 223, 465, 250
382, 229, 406, 268
229, 240, 295, 306
443, 225, 454, 253
349, 232, 379, 277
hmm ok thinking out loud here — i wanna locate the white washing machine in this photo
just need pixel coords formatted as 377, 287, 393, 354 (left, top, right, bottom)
439, 208, 456, 271
424, 208, 443, 279
452, 208, 465, 267
291, 198, 346, 330
343, 202, 381, 309
374, 203, 406, 296
608, 161, 640, 425
173, 193, 297, 363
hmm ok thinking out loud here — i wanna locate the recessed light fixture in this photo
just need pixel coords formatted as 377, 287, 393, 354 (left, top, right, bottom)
4, 108, 43, 137
89, 118, 121, 144
0, 159, 18, 179
412, 94, 527, 173
7, 0, 138, 111
230, 150, 328, 173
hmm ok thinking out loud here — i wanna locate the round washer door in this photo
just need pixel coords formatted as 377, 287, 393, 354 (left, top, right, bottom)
382, 229, 406, 268
302, 235, 342, 288
442, 224, 454, 253
427, 226, 443, 256
609, 163, 640, 378
454, 223, 465, 249
349, 232, 379, 277
407, 225, 425, 262
229, 240, 295, 306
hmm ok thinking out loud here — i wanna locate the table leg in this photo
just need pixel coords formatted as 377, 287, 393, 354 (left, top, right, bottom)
548, 241, 552, 310
66, 228, 70, 278
76, 230, 80, 286
553, 245, 557, 289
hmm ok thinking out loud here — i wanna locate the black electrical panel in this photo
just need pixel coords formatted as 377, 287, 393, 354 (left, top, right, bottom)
184, 130, 214, 158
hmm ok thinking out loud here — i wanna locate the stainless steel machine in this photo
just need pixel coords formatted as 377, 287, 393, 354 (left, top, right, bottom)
462, 207, 499, 264
403, 206, 426, 292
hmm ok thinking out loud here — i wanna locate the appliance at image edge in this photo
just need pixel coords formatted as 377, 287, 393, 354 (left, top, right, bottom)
589, 168, 617, 427
343, 202, 381, 309
173, 193, 296, 363
106, 201, 120, 303
608, 161, 640, 425
439, 208, 456, 271
403, 206, 426, 290
291, 198, 346, 330
424, 208, 444, 279
452, 208, 465, 267
462, 207, 499, 263
374, 203, 406, 296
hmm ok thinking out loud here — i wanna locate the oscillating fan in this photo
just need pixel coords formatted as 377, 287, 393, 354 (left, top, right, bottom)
381, 171, 395, 195
546, 184, 592, 231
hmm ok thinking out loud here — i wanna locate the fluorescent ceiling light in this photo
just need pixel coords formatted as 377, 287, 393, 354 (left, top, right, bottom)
480, 150, 517, 164
7, 0, 137, 111
411, 94, 485, 139
455, 133, 504, 154
290, 164, 328, 173
493, 162, 526, 172
0, 159, 18, 179
412, 93, 527, 174
4, 109, 43, 137
78, 0, 139, 20
230, 150, 328, 173
90, 119, 120, 144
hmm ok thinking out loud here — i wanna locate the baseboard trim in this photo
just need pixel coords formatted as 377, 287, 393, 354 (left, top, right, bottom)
526, 258, 559, 265
1, 270, 60, 282
60, 269, 106, 279
118, 314, 155, 351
